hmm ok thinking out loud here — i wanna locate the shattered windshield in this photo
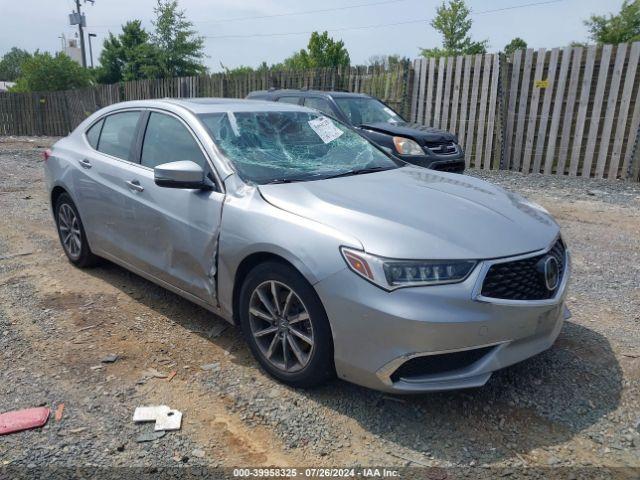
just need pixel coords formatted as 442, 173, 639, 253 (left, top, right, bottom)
199, 111, 399, 184
335, 98, 404, 125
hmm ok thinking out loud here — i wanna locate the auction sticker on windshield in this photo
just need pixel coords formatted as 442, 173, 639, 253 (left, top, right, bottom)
308, 116, 344, 144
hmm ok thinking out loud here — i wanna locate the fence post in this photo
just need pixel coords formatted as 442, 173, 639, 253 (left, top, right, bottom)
628, 122, 640, 181
401, 61, 415, 121
496, 53, 510, 170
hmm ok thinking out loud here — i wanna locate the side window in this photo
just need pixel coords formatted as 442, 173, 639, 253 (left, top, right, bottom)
277, 96, 301, 105
97, 112, 141, 161
141, 112, 207, 170
304, 97, 335, 116
85, 119, 103, 149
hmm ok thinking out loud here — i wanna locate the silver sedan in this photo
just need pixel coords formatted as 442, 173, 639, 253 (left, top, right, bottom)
44, 99, 570, 393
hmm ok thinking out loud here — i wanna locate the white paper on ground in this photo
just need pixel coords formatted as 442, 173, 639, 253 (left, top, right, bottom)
308, 116, 344, 144
133, 405, 182, 431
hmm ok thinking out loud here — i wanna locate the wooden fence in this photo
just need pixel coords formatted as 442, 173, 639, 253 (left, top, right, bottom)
408, 42, 640, 180
1, 45, 640, 181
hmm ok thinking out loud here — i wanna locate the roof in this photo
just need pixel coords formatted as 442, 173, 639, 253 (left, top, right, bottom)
102, 97, 316, 114
248, 89, 372, 99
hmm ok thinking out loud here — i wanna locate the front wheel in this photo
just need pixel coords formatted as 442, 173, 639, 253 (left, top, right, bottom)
239, 261, 335, 388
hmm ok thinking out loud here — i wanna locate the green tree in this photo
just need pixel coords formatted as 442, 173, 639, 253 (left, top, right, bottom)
504, 37, 528, 55
95, 20, 158, 83
152, 0, 206, 77
281, 31, 350, 69
420, 0, 488, 58
585, 0, 640, 44
367, 54, 408, 69
0, 47, 32, 81
11, 52, 92, 92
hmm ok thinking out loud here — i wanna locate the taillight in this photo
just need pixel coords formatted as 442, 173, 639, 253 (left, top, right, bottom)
43, 149, 52, 161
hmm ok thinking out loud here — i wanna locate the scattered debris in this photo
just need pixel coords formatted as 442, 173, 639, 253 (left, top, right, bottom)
143, 368, 167, 379
89, 365, 103, 371
206, 323, 227, 339
191, 448, 205, 458
133, 406, 182, 431
0, 251, 33, 261
200, 363, 219, 371
386, 451, 431, 467
135, 430, 166, 443
76, 324, 100, 333
0, 407, 50, 435
54, 403, 65, 422
68, 427, 87, 434
622, 353, 639, 358
167, 371, 177, 382
101, 354, 119, 363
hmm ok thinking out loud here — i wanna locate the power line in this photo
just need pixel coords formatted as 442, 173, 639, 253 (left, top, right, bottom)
88, 0, 409, 29
201, 0, 565, 40
202, 18, 429, 40
196, 0, 409, 24
474, 0, 563, 15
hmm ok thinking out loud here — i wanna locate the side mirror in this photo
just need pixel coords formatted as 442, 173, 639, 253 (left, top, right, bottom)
154, 161, 208, 189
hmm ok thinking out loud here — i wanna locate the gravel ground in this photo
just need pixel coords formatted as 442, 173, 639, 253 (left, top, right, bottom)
1, 136, 639, 477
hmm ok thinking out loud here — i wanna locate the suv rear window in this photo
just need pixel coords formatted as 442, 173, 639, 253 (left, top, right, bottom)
277, 96, 301, 105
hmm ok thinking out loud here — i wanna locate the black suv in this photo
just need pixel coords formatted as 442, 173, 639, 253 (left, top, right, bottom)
247, 89, 465, 173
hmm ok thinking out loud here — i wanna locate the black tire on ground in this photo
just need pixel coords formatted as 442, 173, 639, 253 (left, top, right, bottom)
239, 261, 335, 388
54, 193, 100, 268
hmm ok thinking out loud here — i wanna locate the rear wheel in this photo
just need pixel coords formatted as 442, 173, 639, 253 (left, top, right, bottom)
55, 193, 99, 268
239, 261, 334, 388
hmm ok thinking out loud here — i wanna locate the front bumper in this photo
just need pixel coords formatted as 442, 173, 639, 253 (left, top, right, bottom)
398, 152, 465, 173
314, 249, 570, 393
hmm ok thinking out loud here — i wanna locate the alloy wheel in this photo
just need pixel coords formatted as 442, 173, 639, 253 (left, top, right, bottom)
248, 280, 315, 373
58, 203, 82, 260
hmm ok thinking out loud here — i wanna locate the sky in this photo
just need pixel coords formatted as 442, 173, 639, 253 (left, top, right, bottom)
0, 0, 623, 72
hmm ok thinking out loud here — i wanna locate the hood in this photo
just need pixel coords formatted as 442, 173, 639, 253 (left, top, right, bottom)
359, 122, 456, 144
258, 167, 559, 260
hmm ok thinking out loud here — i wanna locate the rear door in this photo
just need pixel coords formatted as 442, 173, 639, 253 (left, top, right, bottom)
121, 110, 225, 303
73, 110, 144, 260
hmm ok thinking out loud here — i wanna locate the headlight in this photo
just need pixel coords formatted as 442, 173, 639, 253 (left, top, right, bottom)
392, 136, 423, 156
341, 247, 477, 290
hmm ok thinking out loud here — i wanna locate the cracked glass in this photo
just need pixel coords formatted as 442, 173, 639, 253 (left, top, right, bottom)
199, 111, 399, 185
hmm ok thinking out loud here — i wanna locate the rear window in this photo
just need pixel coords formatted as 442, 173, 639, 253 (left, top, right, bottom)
85, 119, 103, 149
97, 111, 141, 161
277, 96, 301, 105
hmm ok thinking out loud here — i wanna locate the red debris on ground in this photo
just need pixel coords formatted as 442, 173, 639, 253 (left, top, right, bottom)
55, 403, 65, 422
0, 407, 50, 435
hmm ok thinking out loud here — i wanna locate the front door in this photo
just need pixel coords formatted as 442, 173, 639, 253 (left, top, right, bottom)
122, 110, 224, 304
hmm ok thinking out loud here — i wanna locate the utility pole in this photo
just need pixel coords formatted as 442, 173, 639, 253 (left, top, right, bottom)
88, 33, 97, 68
74, 0, 87, 68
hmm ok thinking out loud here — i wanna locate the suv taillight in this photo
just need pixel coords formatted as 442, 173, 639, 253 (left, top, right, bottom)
43, 149, 52, 161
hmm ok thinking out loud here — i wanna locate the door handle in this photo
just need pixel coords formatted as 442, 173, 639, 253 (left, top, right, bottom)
126, 180, 144, 192
79, 158, 92, 169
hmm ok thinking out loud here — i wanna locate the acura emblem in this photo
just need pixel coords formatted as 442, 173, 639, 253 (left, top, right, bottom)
538, 256, 560, 291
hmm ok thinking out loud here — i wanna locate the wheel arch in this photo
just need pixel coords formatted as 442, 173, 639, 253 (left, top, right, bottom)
232, 252, 304, 326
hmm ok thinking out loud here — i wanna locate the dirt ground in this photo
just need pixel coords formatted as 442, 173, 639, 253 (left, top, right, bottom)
1, 136, 639, 477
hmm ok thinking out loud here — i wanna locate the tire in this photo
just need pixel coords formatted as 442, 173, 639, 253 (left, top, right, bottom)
54, 193, 99, 268
239, 261, 335, 388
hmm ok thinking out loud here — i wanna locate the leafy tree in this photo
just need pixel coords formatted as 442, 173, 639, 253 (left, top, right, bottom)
152, 0, 206, 77
11, 52, 92, 92
281, 31, 350, 69
420, 0, 488, 58
367, 54, 408, 68
0, 47, 32, 81
585, 0, 640, 44
504, 37, 528, 55
95, 20, 159, 83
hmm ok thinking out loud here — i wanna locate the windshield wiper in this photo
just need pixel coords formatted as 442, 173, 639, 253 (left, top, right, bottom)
322, 166, 394, 180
